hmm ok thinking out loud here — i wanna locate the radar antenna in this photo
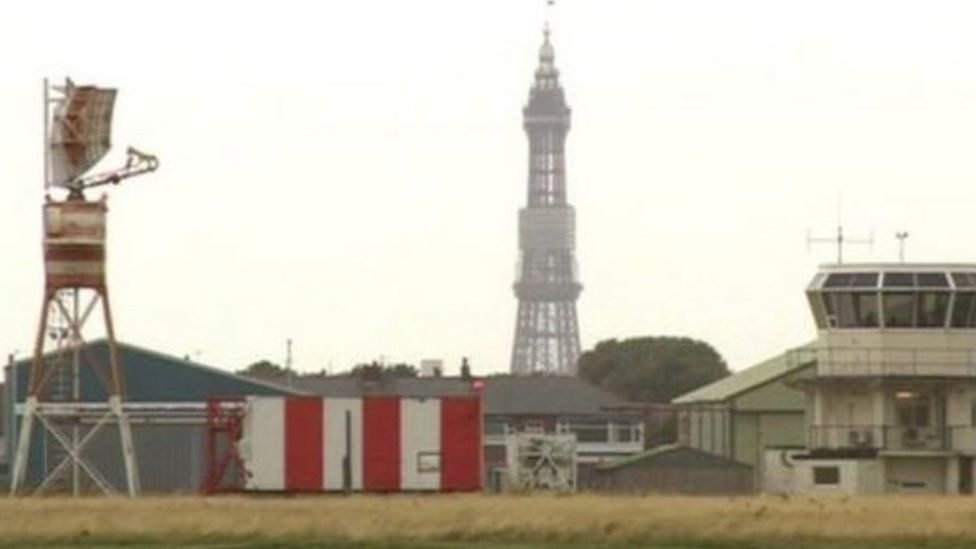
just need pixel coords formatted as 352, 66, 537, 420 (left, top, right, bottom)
43, 78, 158, 197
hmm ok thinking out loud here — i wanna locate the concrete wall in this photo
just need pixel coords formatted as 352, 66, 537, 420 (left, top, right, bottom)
783, 458, 884, 495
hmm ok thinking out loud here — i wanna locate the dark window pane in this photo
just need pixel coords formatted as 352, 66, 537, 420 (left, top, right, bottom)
807, 292, 828, 328
895, 393, 930, 427
851, 273, 879, 287
917, 292, 949, 327
855, 292, 879, 327
916, 402, 930, 427
822, 293, 837, 327
835, 293, 858, 327
953, 273, 976, 288
884, 273, 915, 288
824, 274, 852, 288
917, 273, 949, 288
951, 292, 975, 328
884, 293, 915, 327
813, 466, 840, 485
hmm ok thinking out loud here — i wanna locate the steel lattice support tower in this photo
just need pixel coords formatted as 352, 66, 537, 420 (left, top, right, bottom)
510, 27, 582, 375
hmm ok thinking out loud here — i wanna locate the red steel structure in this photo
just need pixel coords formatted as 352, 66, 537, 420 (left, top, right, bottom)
242, 395, 483, 492
200, 397, 249, 494
9, 79, 158, 497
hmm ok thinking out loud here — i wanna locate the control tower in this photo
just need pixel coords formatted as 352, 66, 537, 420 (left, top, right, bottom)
791, 263, 976, 494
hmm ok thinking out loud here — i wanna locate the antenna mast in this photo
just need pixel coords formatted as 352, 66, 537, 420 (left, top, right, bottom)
895, 231, 910, 263
806, 195, 873, 264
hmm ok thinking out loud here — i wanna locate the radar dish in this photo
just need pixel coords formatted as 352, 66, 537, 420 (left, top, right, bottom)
48, 84, 117, 188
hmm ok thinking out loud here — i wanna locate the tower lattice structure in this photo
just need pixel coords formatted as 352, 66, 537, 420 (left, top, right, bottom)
510, 27, 582, 375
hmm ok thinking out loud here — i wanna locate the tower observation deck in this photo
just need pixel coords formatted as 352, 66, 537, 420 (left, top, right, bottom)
510, 27, 582, 375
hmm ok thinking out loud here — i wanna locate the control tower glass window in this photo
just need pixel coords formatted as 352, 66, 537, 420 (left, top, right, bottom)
809, 269, 976, 330
884, 292, 915, 328
918, 292, 950, 327
952, 292, 976, 328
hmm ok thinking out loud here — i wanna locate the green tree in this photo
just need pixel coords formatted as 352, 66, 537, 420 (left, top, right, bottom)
577, 336, 729, 403
238, 359, 287, 380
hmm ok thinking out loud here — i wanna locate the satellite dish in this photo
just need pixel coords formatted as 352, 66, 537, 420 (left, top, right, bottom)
47, 82, 117, 188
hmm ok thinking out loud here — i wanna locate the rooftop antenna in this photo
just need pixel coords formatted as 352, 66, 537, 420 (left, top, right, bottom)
806, 194, 873, 264
285, 338, 294, 387
895, 231, 910, 263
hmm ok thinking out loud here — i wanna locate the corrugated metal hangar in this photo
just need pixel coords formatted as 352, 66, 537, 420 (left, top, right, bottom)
3, 340, 296, 493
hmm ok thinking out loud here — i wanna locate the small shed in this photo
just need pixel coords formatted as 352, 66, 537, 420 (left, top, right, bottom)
592, 443, 753, 495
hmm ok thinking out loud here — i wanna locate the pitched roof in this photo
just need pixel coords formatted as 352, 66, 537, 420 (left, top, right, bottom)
9, 339, 301, 401
672, 342, 814, 404
292, 376, 477, 399
597, 443, 751, 471
481, 375, 631, 416
294, 374, 633, 417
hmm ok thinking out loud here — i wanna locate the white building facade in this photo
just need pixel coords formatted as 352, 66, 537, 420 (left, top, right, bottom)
769, 264, 976, 495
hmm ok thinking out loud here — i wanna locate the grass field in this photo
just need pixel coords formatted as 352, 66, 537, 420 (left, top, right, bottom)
3, 493, 976, 548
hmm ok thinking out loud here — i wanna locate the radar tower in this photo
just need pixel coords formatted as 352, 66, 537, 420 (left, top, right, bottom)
10, 78, 159, 496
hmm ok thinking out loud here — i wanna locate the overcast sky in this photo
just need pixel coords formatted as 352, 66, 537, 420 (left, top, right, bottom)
3, 1, 976, 376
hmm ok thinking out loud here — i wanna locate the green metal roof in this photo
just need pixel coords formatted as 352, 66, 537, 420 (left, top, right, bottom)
596, 443, 751, 471
8, 339, 303, 402
672, 342, 814, 404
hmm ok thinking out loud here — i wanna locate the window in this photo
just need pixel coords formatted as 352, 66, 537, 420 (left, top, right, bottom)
884, 272, 915, 288
823, 273, 852, 288
824, 292, 879, 328
484, 420, 508, 436
823, 273, 877, 288
917, 272, 949, 288
917, 292, 950, 327
952, 272, 976, 288
417, 452, 440, 473
883, 292, 915, 327
851, 273, 879, 287
952, 292, 976, 328
614, 423, 635, 443
895, 392, 930, 428
813, 466, 840, 485
568, 422, 610, 443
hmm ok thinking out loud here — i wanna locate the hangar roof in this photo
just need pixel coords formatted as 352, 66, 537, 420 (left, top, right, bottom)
672, 343, 814, 404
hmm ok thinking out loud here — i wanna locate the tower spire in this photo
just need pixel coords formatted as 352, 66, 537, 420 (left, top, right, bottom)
534, 22, 559, 91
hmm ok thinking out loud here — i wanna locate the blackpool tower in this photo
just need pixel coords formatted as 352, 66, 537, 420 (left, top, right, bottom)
510, 26, 582, 375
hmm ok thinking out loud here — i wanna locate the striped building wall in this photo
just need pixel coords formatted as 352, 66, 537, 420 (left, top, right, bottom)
242, 395, 482, 492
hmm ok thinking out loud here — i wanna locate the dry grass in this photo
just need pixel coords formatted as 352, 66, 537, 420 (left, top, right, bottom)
1, 493, 976, 546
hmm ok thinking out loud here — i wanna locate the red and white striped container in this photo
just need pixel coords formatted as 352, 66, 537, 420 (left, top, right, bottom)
241, 395, 483, 492
43, 198, 107, 290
